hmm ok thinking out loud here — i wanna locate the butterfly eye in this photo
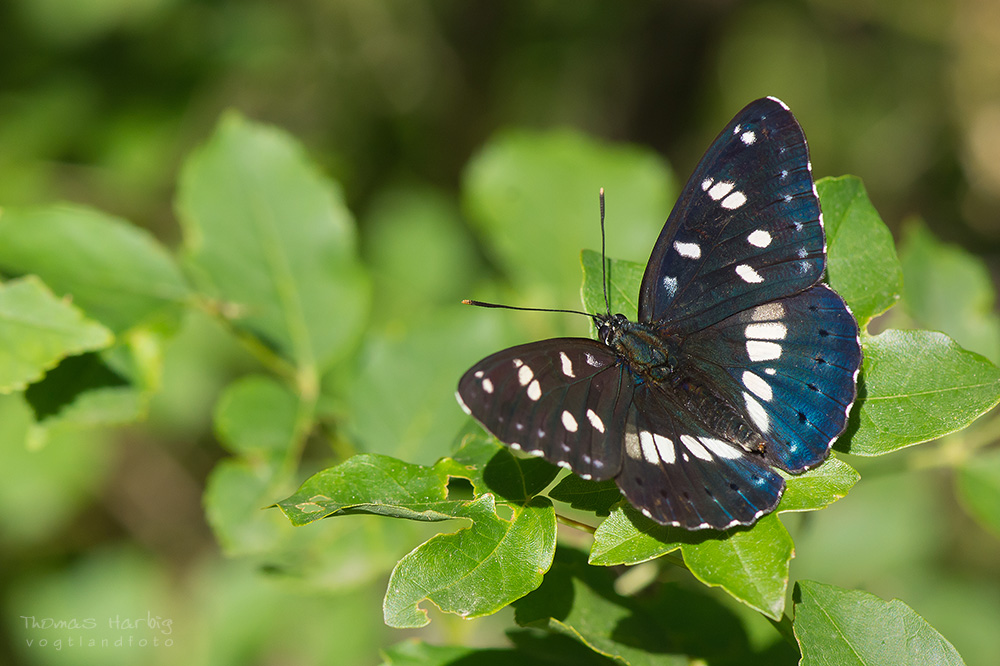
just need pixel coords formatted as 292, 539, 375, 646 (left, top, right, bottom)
598, 322, 611, 342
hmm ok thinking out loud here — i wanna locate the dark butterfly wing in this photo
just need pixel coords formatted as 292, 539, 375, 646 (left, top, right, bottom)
681, 284, 861, 473
639, 97, 825, 332
457, 339, 634, 481
617, 382, 784, 529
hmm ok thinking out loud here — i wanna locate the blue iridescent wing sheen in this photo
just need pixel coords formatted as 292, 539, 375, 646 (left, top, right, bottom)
619, 382, 784, 529
457, 339, 634, 482
638, 97, 825, 333
681, 284, 861, 473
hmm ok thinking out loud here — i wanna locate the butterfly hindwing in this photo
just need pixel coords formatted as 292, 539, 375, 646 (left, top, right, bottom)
457, 339, 633, 481
639, 97, 825, 332
618, 383, 784, 529
681, 284, 861, 473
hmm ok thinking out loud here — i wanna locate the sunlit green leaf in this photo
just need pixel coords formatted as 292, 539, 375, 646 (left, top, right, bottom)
580, 250, 644, 321
899, 220, 1000, 364
957, 448, 1000, 537
178, 112, 370, 371
793, 580, 965, 666
777, 456, 859, 513
817, 176, 902, 326
383, 494, 556, 628
846, 329, 1000, 455
0, 276, 112, 392
589, 507, 793, 619
277, 454, 460, 525
0, 204, 189, 334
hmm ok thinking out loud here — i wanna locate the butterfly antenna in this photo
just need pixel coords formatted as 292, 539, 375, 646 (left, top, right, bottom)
461, 299, 596, 320
599, 188, 611, 316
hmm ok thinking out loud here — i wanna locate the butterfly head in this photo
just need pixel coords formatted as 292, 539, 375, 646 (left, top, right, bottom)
597, 312, 630, 347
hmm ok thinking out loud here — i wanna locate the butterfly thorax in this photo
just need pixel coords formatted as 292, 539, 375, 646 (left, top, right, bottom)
600, 313, 767, 454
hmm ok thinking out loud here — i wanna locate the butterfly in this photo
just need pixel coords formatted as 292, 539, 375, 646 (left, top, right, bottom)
456, 97, 862, 530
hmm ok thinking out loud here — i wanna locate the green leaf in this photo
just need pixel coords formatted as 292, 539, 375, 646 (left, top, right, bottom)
383, 494, 556, 628
442, 432, 561, 504
276, 454, 460, 525
777, 456, 860, 513
793, 580, 966, 666
204, 459, 288, 556
463, 129, 673, 300
899, 220, 1000, 364
580, 250, 644, 321
548, 475, 622, 517
514, 548, 788, 665
345, 306, 517, 464
178, 112, 370, 371
363, 185, 479, 322
957, 448, 1000, 537
681, 514, 793, 620
589, 507, 793, 619
817, 176, 903, 326
24, 351, 141, 426
214, 375, 301, 461
514, 549, 688, 666
0, 276, 112, 392
0, 204, 189, 334
846, 329, 1000, 455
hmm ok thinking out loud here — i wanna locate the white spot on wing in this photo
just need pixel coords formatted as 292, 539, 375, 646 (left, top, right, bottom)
701, 178, 713, 191
662, 275, 677, 297
482, 378, 494, 393
474, 370, 484, 379
744, 393, 770, 432
741, 130, 756, 145
585, 353, 601, 367
746, 340, 782, 362
561, 410, 578, 432
721, 191, 747, 209
680, 435, 713, 461
559, 351, 575, 377
639, 431, 658, 464
653, 434, 675, 464
513, 358, 523, 368
708, 181, 735, 201
700, 437, 742, 460
745, 322, 787, 340
742, 371, 773, 401
747, 229, 772, 248
586, 408, 605, 433
751, 302, 786, 321
673, 241, 701, 259
527, 379, 541, 401
625, 428, 641, 459
735, 264, 763, 283
518, 364, 533, 386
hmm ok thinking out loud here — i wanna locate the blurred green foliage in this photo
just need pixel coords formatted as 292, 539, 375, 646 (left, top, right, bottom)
1, 1, 1000, 665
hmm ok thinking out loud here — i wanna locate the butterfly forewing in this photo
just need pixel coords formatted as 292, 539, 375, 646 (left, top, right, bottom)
457, 339, 633, 481
639, 97, 825, 332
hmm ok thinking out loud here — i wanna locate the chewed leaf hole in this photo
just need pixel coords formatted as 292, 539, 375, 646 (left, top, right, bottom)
446, 477, 474, 501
